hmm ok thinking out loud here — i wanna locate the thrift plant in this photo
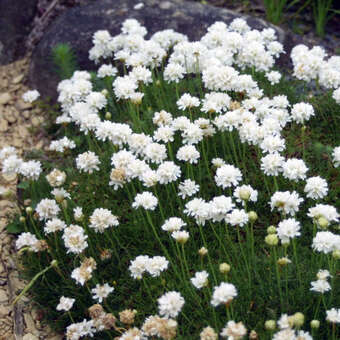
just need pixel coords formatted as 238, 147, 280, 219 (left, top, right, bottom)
2, 18, 340, 340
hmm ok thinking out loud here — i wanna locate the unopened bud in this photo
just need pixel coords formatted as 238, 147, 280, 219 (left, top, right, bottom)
265, 234, 278, 246
310, 320, 320, 329
25, 207, 33, 214
293, 312, 304, 327
277, 257, 291, 266
105, 112, 112, 120
101, 89, 109, 97
219, 263, 231, 274
19, 216, 26, 223
61, 199, 68, 209
264, 320, 276, 331
51, 260, 58, 267
239, 188, 251, 201
267, 225, 276, 234
249, 330, 258, 339
198, 247, 208, 257
332, 249, 340, 260
317, 217, 329, 229
248, 211, 258, 222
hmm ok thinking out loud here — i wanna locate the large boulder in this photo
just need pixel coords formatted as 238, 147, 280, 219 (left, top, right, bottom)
0, 0, 38, 64
29, 0, 301, 100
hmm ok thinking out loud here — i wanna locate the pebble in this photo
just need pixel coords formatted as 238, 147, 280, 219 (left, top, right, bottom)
12, 75, 24, 84
31, 117, 40, 127
22, 110, 31, 119
15, 100, 32, 111
23, 334, 39, 340
0, 119, 8, 132
0, 92, 12, 105
0, 289, 8, 303
0, 305, 11, 318
4, 111, 17, 123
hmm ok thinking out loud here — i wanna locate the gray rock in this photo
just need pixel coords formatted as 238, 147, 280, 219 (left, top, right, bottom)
29, 0, 301, 100
0, 0, 38, 64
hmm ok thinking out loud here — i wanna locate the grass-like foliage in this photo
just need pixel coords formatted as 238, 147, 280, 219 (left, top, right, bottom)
3, 18, 340, 340
51, 43, 78, 80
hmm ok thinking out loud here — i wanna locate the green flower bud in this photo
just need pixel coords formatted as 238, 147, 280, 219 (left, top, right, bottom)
293, 312, 304, 327
105, 112, 112, 120
248, 211, 258, 222
219, 263, 231, 274
332, 249, 340, 260
198, 247, 208, 257
267, 225, 276, 234
310, 320, 320, 329
25, 207, 33, 214
264, 320, 276, 331
19, 216, 26, 223
317, 217, 329, 229
265, 234, 278, 246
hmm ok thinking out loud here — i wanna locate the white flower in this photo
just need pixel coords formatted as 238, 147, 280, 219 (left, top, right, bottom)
62, 224, 88, 254
147, 256, 169, 277
176, 145, 200, 164
211, 282, 237, 307
270, 191, 303, 216
310, 279, 331, 293
260, 135, 285, 154
16, 232, 40, 252
266, 71, 281, 85
46, 169, 67, 187
308, 204, 339, 224
233, 185, 258, 205
76, 151, 100, 174
326, 308, 340, 323
177, 93, 200, 110
277, 218, 301, 244
157, 161, 181, 184
74, 207, 84, 221
332, 146, 340, 167
215, 164, 242, 189
261, 153, 284, 176
129, 255, 150, 279
317, 269, 331, 280
66, 319, 96, 340
291, 102, 314, 124
132, 192, 158, 210
153, 126, 175, 143
56, 296, 75, 311
164, 63, 185, 83
226, 209, 249, 227
91, 283, 114, 302
282, 158, 308, 181
191, 271, 209, 289
220, 320, 247, 339
144, 143, 167, 164
171, 230, 189, 243
158, 291, 185, 318
89, 208, 119, 233
36, 199, 60, 221
52, 188, 71, 201
178, 179, 199, 199
0, 146, 17, 162
22, 90, 40, 103
304, 176, 328, 199
161, 217, 186, 232
19, 160, 42, 180
97, 64, 118, 78
312, 231, 340, 254
44, 218, 66, 234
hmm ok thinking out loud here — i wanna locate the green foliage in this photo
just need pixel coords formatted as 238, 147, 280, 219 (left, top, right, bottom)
51, 43, 78, 80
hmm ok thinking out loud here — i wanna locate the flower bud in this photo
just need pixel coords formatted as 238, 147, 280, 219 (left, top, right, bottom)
105, 112, 112, 120
317, 217, 329, 229
51, 259, 58, 267
249, 330, 258, 339
265, 234, 278, 246
25, 207, 33, 214
293, 312, 304, 327
310, 320, 320, 329
101, 89, 109, 97
248, 211, 258, 222
277, 257, 291, 266
264, 320, 276, 331
332, 249, 340, 260
219, 263, 231, 274
156, 80, 161, 87
198, 247, 208, 257
19, 216, 26, 223
61, 199, 68, 209
239, 188, 251, 201
267, 225, 276, 234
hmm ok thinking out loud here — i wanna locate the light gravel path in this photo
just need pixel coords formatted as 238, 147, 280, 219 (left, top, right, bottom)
0, 57, 62, 340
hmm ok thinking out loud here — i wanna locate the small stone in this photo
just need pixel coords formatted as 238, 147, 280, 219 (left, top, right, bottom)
1, 172, 17, 182
0, 305, 11, 318
4, 111, 17, 123
0, 119, 8, 132
31, 117, 40, 127
15, 100, 32, 111
18, 125, 28, 137
47, 336, 63, 340
0, 262, 4, 274
24, 313, 37, 333
12, 74, 24, 84
22, 110, 30, 119
0, 289, 8, 303
0, 92, 12, 105
23, 334, 39, 340
35, 141, 43, 150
